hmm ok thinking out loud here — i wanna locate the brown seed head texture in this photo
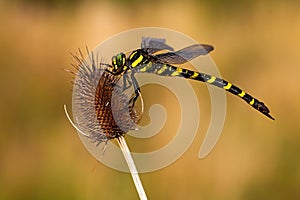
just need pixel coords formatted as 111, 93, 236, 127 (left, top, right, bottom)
70, 49, 139, 145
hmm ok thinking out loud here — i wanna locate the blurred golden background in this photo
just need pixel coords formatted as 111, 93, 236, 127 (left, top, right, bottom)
0, 0, 299, 199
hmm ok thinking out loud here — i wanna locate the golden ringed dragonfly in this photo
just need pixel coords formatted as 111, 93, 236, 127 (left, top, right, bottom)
104, 37, 274, 120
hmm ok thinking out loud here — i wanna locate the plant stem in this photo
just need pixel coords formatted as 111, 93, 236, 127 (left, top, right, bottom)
117, 136, 148, 200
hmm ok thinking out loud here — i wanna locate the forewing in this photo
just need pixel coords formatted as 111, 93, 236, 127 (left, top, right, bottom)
155, 44, 214, 64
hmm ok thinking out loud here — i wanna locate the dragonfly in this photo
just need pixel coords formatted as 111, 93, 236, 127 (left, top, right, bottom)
104, 37, 274, 120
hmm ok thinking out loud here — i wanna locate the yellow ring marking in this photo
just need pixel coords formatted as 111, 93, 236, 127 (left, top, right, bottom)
206, 76, 216, 83
141, 62, 153, 72
157, 65, 167, 74
171, 71, 180, 76
238, 91, 246, 97
176, 68, 183, 73
190, 72, 199, 79
139, 66, 147, 72
250, 99, 255, 105
223, 83, 232, 90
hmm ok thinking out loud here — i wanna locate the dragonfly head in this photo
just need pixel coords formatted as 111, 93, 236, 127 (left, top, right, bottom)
112, 52, 126, 73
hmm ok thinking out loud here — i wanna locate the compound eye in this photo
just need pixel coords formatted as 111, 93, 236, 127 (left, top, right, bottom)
116, 53, 126, 67
112, 55, 118, 70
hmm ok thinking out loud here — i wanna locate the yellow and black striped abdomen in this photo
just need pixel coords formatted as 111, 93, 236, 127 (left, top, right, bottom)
137, 63, 274, 120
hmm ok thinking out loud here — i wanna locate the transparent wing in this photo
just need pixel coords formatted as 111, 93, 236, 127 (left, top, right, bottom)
141, 37, 174, 54
155, 44, 214, 64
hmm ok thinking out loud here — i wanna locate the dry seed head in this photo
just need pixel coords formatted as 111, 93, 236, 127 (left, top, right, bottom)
70, 49, 141, 144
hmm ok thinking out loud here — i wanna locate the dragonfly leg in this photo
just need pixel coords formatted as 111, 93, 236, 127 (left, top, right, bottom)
122, 73, 133, 90
128, 72, 141, 108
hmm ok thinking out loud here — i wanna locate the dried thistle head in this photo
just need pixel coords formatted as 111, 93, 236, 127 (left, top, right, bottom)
69, 48, 142, 145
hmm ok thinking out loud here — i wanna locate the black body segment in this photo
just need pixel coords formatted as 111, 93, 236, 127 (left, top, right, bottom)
134, 61, 274, 120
